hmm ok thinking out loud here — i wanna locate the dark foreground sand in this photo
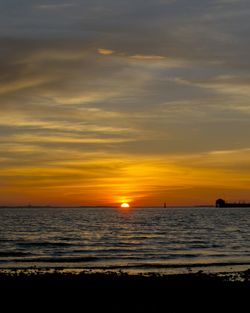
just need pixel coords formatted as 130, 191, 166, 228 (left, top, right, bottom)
0, 270, 249, 312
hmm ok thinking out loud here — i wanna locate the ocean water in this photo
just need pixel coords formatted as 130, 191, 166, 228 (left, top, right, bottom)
0, 206, 250, 274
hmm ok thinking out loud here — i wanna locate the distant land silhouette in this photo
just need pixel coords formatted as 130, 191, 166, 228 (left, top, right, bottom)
0, 205, 115, 209
216, 198, 250, 208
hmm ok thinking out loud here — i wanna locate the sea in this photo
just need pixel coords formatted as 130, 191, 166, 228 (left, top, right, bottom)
0, 206, 250, 274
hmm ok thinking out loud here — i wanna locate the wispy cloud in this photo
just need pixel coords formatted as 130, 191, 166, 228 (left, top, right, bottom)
36, 3, 76, 10
0, 0, 250, 204
130, 54, 166, 61
98, 48, 115, 55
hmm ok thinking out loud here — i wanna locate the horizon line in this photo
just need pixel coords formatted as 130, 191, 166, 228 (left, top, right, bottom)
0, 204, 214, 209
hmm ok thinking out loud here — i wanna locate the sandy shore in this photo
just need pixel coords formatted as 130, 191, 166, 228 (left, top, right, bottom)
0, 270, 249, 312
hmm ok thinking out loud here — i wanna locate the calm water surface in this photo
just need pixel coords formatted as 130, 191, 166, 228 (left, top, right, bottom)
0, 207, 250, 274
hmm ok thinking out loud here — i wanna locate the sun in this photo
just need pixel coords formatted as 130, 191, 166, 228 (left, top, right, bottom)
120, 202, 130, 209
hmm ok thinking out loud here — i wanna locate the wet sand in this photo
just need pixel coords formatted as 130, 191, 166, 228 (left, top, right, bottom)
0, 270, 249, 312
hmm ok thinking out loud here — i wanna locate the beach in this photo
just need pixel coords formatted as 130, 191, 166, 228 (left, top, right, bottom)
1, 269, 250, 312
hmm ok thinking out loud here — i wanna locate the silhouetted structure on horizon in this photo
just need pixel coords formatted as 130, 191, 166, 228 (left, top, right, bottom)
215, 198, 250, 208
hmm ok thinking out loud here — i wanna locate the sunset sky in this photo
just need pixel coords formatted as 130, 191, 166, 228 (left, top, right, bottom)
0, 0, 250, 206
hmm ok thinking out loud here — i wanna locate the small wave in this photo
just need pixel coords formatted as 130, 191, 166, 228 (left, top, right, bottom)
16, 241, 75, 248
72, 248, 147, 254
189, 244, 218, 249
0, 256, 99, 263
0, 251, 33, 257
89, 261, 250, 270
136, 261, 250, 269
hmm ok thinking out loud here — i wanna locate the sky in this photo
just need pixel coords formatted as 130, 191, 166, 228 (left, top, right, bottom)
0, 0, 250, 206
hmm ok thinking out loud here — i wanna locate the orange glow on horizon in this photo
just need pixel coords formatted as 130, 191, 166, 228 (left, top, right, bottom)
1, 151, 250, 207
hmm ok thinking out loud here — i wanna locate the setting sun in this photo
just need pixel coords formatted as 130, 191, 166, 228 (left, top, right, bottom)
121, 203, 130, 209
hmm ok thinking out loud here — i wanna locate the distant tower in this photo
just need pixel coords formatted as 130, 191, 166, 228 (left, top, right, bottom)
164, 202, 166, 208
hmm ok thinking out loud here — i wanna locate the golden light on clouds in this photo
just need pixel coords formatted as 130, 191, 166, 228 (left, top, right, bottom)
130, 54, 166, 61
97, 48, 166, 61
0, 1, 250, 206
1, 149, 250, 206
98, 48, 115, 55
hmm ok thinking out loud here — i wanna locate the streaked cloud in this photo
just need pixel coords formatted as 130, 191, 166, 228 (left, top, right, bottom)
130, 54, 166, 61
36, 3, 76, 10
98, 48, 115, 55
0, 0, 249, 205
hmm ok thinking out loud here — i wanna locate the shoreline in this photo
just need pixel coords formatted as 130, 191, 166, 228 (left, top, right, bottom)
1, 267, 250, 282
1, 266, 249, 279
1, 261, 250, 275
